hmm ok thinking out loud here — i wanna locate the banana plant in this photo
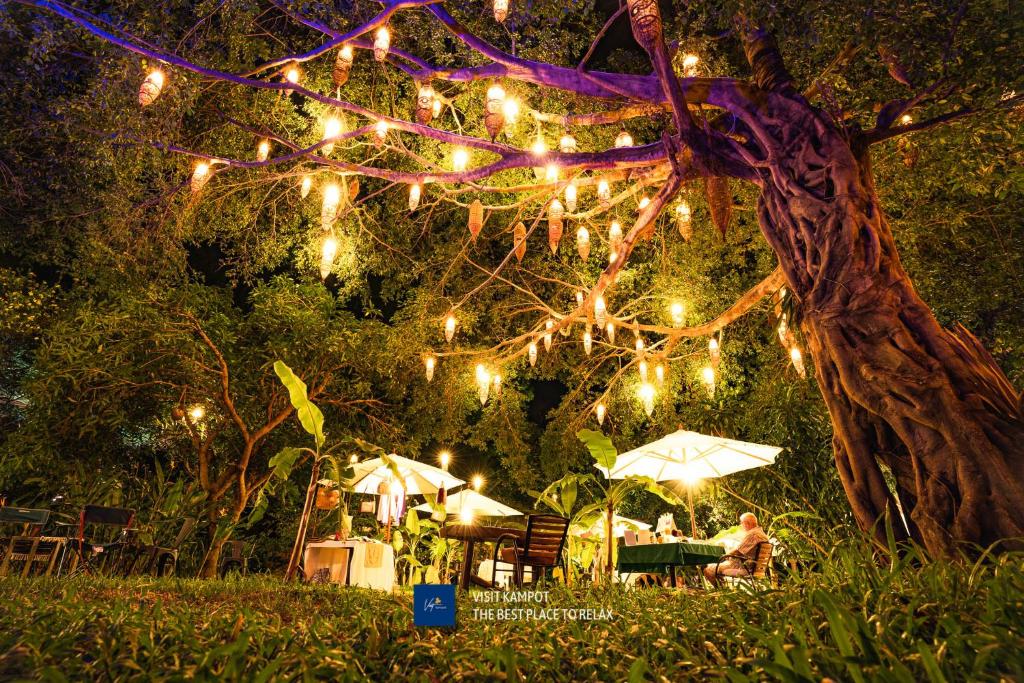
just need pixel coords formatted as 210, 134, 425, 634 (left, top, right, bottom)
535, 429, 683, 581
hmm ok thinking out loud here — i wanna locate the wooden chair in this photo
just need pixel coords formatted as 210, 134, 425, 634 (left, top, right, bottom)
491, 514, 570, 588
0, 507, 63, 577
715, 541, 773, 587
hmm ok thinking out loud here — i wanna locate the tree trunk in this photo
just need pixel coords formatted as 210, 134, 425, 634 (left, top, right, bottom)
752, 93, 1024, 555
199, 511, 226, 579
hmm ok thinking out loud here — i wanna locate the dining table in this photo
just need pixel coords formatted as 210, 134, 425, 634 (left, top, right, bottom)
616, 540, 725, 586
439, 524, 524, 590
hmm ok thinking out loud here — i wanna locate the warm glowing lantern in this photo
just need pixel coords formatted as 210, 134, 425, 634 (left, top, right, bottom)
472, 474, 485, 491
374, 26, 391, 61
528, 342, 538, 367
702, 366, 716, 397
576, 290, 585, 307
321, 183, 341, 229
513, 221, 527, 262
655, 363, 665, 384
432, 98, 442, 118
638, 382, 655, 417
256, 139, 270, 162
190, 161, 210, 193
709, 337, 721, 369
564, 181, 578, 212
638, 359, 649, 382
374, 120, 388, 145
583, 330, 593, 355
424, 354, 436, 382
501, 97, 520, 123
468, 200, 484, 241
544, 319, 554, 351
594, 295, 607, 328
493, 0, 509, 22
531, 135, 548, 157
444, 313, 457, 343
320, 233, 339, 280
635, 336, 645, 354
439, 450, 451, 470
333, 44, 354, 87
606, 321, 616, 344
416, 83, 434, 125
545, 165, 559, 184
670, 301, 685, 326
790, 346, 807, 378
485, 83, 506, 140
676, 201, 693, 241
626, 0, 662, 52
300, 174, 313, 198
189, 405, 205, 421
138, 69, 164, 106
681, 53, 700, 77
452, 147, 469, 172
596, 402, 606, 425
576, 226, 590, 261
597, 179, 611, 203
460, 508, 475, 524
900, 114, 913, 125
409, 183, 421, 211
777, 317, 790, 345
609, 220, 623, 252
492, 373, 502, 398
322, 116, 342, 155
615, 129, 634, 148
559, 133, 577, 154
638, 196, 650, 211
475, 364, 491, 405
285, 65, 301, 88
548, 199, 564, 253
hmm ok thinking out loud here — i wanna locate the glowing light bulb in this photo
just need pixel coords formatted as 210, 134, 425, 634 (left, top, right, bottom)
638, 382, 655, 417
444, 313, 457, 343
606, 321, 616, 344
543, 165, 559, 184
583, 330, 593, 355
322, 116, 342, 155
492, 373, 502, 397
900, 114, 913, 125
349, 454, 359, 464
702, 366, 716, 397
432, 98, 442, 118
638, 359, 648, 382
285, 66, 300, 86
576, 226, 590, 261
373, 26, 391, 61
544, 319, 554, 351
452, 147, 469, 172
635, 337, 645, 354
408, 182, 421, 211
320, 234, 339, 280
472, 474, 484, 491
670, 301, 685, 326
682, 53, 699, 77
777, 318, 789, 345
596, 402, 606, 426
576, 290, 585, 307
597, 179, 611, 202
486, 83, 506, 106
528, 341, 538, 367
190, 161, 210, 193
709, 337, 721, 369
321, 183, 341, 229
559, 133, 577, 154
638, 196, 650, 211
138, 69, 165, 107
655, 363, 665, 384
300, 174, 312, 198
460, 508, 474, 524
475, 364, 490, 405
439, 450, 451, 470
188, 405, 205, 421
564, 181, 577, 212
790, 346, 807, 378
531, 136, 548, 156
374, 120, 389, 145
615, 129, 633, 148
594, 296, 607, 328
676, 201, 692, 240
256, 139, 270, 162
424, 354, 436, 382
502, 97, 520, 123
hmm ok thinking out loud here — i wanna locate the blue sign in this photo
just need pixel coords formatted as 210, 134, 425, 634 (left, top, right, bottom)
414, 584, 456, 627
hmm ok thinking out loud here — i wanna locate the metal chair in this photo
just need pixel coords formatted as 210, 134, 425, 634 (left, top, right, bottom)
716, 541, 773, 587
218, 540, 253, 577
491, 514, 570, 588
0, 507, 63, 577
66, 505, 136, 576
133, 517, 197, 576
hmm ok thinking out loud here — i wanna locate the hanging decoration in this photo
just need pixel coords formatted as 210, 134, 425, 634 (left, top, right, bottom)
545, 165, 559, 184
468, 199, 484, 241
548, 199, 564, 253
256, 139, 270, 162
544, 319, 554, 351
502, 97, 519, 124
626, 0, 662, 51
374, 26, 391, 61
408, 183, 421, 211
655, 363, 665, 384
320, 233, 339, 280
484, 83, 506, 140
513, 221, 527, 262
452, 147, 469, 172
300, 175, 312, 198
790, 347, 807, 378
138, 69, 164, 106
531, 134, 548, 178
576, 290, 585, 307
416, 83, 434, 125
583, 330, 593, 355
283, 64, 300, 94
638, 196, 651, 211
705, 176, 733, 236
374, 120, 388, 146
709, 336, 721, 369
638, 382, 656, 417
493, 0, 509, 22
190, 161, 210, 193
594, 295, 607, 328
424, 354, 436, 382
432, 98, 442, 118
444, 313, 457, 343
702, 366, 716, 398
670, 301, 685, 326
681, 53, 700, 77
475, 364, 491, 405
564, 181, 577, 212
609, 220, 623, 255
597, 179, 611, 204
322, 116, 342, 155
635, 336, 645, 353
675, 201, 693, 240
492, 373, 502, 398
321, 183, 341, 230
528, 342, 538, 367
559, 133, 577, 154
638, 359, 649, 382
596, 402, 606, 426
333, 44, 354, 87
576, 226, 591, 261
606, 321, 616, 344
615, 129, 634, 148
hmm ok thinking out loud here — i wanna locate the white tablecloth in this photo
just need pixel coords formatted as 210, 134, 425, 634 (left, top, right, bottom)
304, 539, 395, 591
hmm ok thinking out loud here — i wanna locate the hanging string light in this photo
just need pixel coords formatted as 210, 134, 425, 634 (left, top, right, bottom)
606, 321, 616, 344
475, 364, 491, 405
576, 226, 590, 261
790, 347, 807, 378
300, 175, 313, 199
528, 342, 538, 367
493, 0, 510, 22
638, 359, 649, 382
416, 83, 435, 125
468, 199, 484, 241
424, 354, 436, 381
638, 196, 651, 211
709, 337, 721, 369
444, 313, 457, 343
777, 316, 790, 345
676, 201, 693, 241
609, 220, 623, 254
484, 83, 506, 140
320, 232, 339, 280
655, 363, 665, 384
670, 301, 685, 326
597, 179, 611, 204
374, 26, 391, 61
502, 97, 520, 124
635, 336, 645, 354
594, 295, 607, 328
432, 98, 442, 118
564, 181, 578, 212
374, 120, 389, 146
190, 161, 210, 193
138, 69, 165, 106
596, 402, 606, 426
322, 116, 342, 155
492, 373, 502, 398
513, 221, 527, 262
615, 129, 634, 148
548, 199, 564, 253
583, 330, 593, 355
681, 53, 700, 77
321, 183, 341, 230
452, 147, 469, 172
531, 134, 548, 178
333, 44, 354, 87
702, 366, 716, 398
408, 182, 421, 211
545, 165, 559, 184
559, 133, 577, 154
638, 382, 656, 417
575, 290, 585, 308
544, 319, 554, 350
283, 64, 300, 95
256, 139, 270, 162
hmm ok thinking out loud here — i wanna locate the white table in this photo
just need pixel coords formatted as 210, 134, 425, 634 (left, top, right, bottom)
304, 539, 395, 591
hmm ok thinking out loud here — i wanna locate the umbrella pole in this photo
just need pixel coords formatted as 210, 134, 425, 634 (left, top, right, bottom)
606, 502, 614, 579
687, 486, 697, 538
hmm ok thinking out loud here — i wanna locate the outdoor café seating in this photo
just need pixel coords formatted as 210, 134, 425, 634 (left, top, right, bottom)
490, 514, 570, 588
0, 506, 64, 578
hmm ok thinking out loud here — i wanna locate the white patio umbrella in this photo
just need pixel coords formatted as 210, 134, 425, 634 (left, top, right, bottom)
413, 489, 522, 519
599, 429, 782, 537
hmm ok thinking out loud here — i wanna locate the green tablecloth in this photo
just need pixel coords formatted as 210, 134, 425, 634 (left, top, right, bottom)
617, 542, 725, 573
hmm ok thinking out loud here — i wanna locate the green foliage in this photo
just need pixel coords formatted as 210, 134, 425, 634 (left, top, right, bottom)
273, 361, 325, 449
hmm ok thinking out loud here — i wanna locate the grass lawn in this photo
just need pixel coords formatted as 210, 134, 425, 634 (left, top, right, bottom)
0, 543, 1022, 681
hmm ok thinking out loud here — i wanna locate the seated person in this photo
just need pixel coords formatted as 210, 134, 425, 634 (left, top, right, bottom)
703, 512, 769, 585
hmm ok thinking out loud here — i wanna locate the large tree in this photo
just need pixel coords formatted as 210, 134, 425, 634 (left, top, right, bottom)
4, 0, 1022, 555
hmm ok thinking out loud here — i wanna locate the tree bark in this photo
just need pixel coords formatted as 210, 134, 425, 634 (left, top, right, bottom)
751, 92, 1024, 554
